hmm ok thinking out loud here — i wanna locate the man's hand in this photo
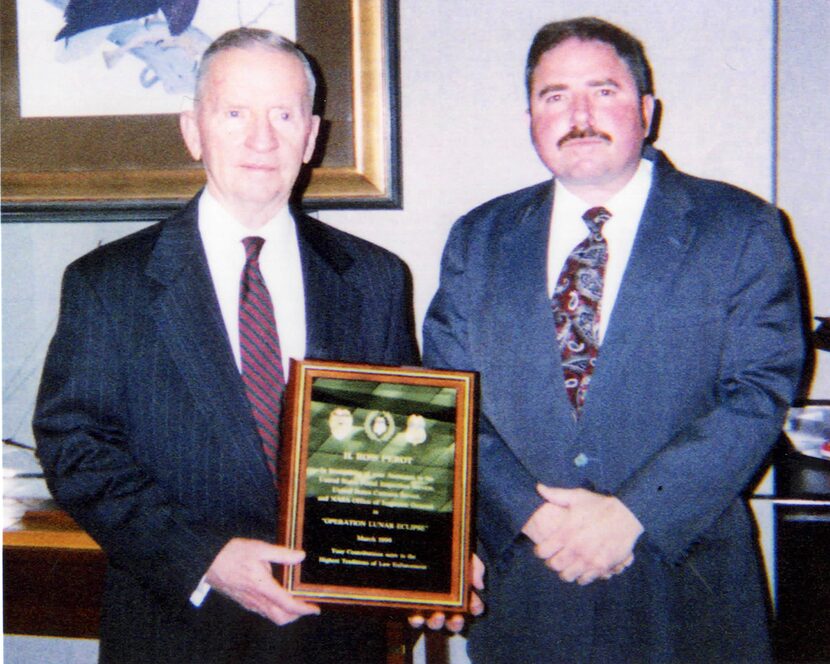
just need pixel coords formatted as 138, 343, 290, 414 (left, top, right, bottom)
521, 500, 569, 544
205, 538, 320, 626
408, 554, 485, 632
524, 485, 643, 586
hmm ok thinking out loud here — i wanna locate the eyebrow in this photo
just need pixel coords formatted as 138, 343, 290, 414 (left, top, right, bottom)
535, 83, 567, 99
588, 78, 622, 89
535, 78, 622, 99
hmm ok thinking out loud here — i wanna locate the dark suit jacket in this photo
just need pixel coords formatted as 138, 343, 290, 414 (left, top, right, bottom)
34, 196, 419, 663
423, 149, 804, 663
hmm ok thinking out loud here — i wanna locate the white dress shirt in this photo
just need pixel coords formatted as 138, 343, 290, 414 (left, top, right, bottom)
547, 158, 653, 343
198, 189, 306, 377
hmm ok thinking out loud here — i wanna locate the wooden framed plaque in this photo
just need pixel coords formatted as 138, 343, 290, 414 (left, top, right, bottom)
278, 359, 476, 612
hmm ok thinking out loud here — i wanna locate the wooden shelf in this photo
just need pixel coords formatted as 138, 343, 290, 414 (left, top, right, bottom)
3, 499, 105, 638
2, 499, 428, 662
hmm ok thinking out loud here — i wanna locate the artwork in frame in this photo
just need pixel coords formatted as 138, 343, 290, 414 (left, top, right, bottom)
0, 0, 401, 213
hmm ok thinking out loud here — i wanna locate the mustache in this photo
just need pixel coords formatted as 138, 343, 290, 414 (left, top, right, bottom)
557, 126, 612, 148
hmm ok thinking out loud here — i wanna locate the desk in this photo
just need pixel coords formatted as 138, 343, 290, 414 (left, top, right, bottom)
3, 498, 106, 638
3, 498, 434, 663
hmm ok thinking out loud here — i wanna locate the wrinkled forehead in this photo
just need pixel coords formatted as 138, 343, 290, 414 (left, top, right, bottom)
197, 45, 315, 109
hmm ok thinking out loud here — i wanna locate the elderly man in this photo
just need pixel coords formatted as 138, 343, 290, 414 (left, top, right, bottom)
34, 28, 418, 663
423, 16, 804, 663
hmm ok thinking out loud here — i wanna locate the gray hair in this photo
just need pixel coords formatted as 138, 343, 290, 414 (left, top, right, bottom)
194, 27, 317, 110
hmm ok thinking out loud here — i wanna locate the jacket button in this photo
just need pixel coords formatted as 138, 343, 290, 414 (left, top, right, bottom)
573, 453, 589, 467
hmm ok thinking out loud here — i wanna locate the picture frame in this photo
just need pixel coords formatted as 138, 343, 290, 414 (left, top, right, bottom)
278, 359, 477, 612
0, 0, 401, 214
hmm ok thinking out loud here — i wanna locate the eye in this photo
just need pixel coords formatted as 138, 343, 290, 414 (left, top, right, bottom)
597, 88, 615, 97
227, 109, 242, 119
269, 109, 292, 123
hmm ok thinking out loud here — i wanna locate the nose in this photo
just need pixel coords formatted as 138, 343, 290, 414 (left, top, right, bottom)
570, 93, 594, 128
246, 113, 278, 151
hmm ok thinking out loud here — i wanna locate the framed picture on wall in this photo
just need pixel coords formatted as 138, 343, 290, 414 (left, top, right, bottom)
0, 0, 401, 213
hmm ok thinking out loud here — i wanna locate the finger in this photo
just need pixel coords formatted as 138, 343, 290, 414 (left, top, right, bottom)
548, 548, 585, 581
534, 536, 566, 561
262, 599, 320, 626
577, 570, 601, 586
536, 483, 578, 507
445, 614, 465, 633
610, 554, 635, 576
472, 554, 485, 590
248, 576, 320, 619
408, 614, 425, 629
470, 591, 485, 617
230, 582, 318, 626
426, 612, 446, 630
559, 562, 589, 584
542, 540, 575, 571
262, 545, 306, 566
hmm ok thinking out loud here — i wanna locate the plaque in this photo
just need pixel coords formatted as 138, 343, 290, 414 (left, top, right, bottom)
278, 359, 477, 612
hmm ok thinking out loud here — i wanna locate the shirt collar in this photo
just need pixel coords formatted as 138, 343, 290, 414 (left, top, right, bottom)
554, 158, 653, 223
198, 189, 295, 250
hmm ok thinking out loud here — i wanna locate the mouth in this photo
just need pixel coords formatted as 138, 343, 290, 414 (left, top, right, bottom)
240, 163, 278, 174
557, 127, 612, 149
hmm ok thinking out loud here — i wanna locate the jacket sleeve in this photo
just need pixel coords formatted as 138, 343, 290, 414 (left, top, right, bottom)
382, 254, 421, 367
616, 206, 805, 564
34, 262, 227, 608
423, 218, 543, 564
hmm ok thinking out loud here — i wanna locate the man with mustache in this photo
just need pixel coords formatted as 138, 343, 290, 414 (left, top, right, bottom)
423, 17, 805, 663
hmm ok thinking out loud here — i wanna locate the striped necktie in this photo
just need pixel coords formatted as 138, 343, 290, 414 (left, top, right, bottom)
239, 236, 285, 477
551, 206, 610, 414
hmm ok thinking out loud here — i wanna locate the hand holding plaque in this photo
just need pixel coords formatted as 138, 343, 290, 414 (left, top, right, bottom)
278, 360, 477, 612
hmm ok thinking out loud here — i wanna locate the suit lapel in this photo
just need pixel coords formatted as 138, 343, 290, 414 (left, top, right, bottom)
145, 198, 272, 489
483, 184, 578, 477
583, 152, 697, 426
294, 212, 364, 361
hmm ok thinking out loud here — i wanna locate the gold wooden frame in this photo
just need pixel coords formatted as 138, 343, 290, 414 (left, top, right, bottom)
279, 359, 477, 612
0, 0, 400, 209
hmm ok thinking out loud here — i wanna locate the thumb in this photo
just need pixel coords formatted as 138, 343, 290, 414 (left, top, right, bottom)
472, 554, 485, 590
536, 483, 573, 507
262, 544, 306, 565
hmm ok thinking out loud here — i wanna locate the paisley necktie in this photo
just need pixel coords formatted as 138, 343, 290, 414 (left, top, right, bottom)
551, 207, 610, 414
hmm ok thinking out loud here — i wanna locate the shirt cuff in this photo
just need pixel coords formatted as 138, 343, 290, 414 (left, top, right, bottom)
189, 575, 211, 607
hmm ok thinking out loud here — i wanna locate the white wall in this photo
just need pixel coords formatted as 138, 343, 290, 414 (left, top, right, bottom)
778, 0, 830, 397
318, 0, 778, 343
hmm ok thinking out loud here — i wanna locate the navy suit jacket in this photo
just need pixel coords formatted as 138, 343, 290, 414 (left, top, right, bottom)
423, 149, 804, 663
34, 196, 419, 663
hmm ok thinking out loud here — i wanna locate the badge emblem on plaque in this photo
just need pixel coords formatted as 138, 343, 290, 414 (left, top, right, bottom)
327, 407, 354, 441
364, 410, 396, 442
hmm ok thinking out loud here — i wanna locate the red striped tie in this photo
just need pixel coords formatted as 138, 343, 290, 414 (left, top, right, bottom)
239, 236, 285, 477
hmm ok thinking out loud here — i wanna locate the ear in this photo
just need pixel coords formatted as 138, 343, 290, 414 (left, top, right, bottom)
302, 114, 322, 164
179, 110, 202, 161
640, 94, 656, 137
